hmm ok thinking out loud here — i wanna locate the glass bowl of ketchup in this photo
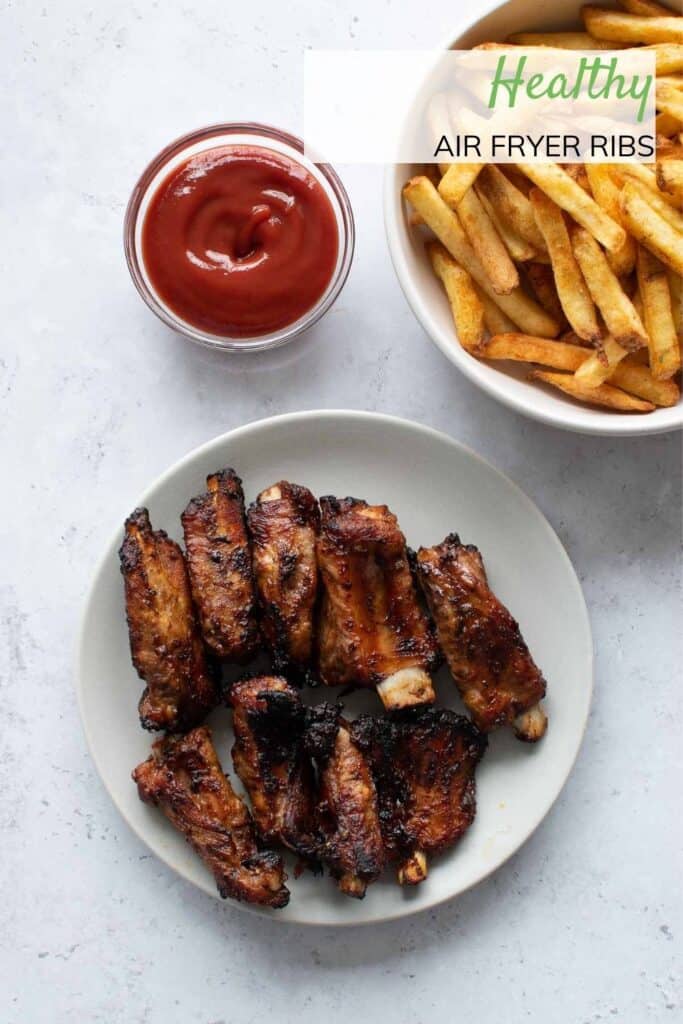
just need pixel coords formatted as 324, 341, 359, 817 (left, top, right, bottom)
124, 123, 355, 352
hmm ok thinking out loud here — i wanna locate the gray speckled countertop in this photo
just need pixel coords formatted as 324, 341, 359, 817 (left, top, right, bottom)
2, 1, 681, 1021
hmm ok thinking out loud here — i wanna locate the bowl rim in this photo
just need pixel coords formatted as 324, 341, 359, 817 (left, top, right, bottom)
383, 5, 683, 438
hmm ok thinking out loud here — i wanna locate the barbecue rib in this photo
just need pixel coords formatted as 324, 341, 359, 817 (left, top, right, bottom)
132, 727, 289, 907
119, 508, 217, 732
317, 497, 438, 710
247, 482, 319, 679
417, 534, 547, 741
181, 468, 259, 661
230, 676, 319, 861
305, 703, 385, 898
353, 707, 487, 885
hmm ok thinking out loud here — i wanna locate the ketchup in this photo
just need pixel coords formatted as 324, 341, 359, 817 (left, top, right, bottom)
141, 145, 339, 337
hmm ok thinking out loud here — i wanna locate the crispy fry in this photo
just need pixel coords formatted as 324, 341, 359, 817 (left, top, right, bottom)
656, 83, 683, 121
620, 182, 683, 274
529, 369, 656, 411
475, 186, 538, 261
656, 111, 683, 136
530, 188, 602, 342
480, 333, 588, 370
571, 226, 649, 349
645, 42, 683, 73
637, 246, 682, 378
611, 358, 680, 405
668, 270, 683, 345
657, 155, 683, 199
457, 188, 519, 295
478, 166, 548, 253
584, 164, 638, 276
505, 30, 628, 48
428, 242, 486, 351
403, 176, 559, 337
473, 285, 518, 334
517, 162, 626, 253
582, 7, 683, 44
618, 0, 681, 16
574, 336, 630, 386
438, 164, 485, 209
525, 262, 567, 327
622, 176, 683, 233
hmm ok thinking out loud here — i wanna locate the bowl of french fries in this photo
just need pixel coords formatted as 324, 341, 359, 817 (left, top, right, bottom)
385, 0, 683, 434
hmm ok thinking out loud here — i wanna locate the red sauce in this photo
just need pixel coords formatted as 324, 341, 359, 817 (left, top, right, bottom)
142, 145, 339, 337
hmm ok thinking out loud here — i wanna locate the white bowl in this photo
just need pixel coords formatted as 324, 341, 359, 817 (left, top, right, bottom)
384, 0, 683, 437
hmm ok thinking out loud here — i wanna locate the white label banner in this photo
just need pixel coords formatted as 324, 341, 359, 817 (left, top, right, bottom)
304, 49, 657, 163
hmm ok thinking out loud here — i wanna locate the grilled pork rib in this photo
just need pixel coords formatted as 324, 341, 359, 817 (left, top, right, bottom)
132, 727, 289, 907
353, 707, 487, 885
119, 508, 217, 731
181, 468, 259, 661
317, 497, 438, 710
305, 703, 385, 898
247, 482, 319, 679
417, 534, 547, 741
230, 676, 319, 861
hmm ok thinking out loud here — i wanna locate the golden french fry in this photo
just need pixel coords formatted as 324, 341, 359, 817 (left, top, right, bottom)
572, 226, 649, 349
618, 0, 681, 16
582, 7, 683, 44
428, 242, 486, 351
667, 270, 683, 343
525, 262, 567, 327
620, 182, 683, 274
517, 162, 626, 253
574, 336, 630, 386
403, 177, 560, 336
505, 31, 628, 48
637, 246, 682, 378
657, 156, 683, 198
457, 189, 519, 295
656, 111, 682, 136
622, 175, 683, 232
656, 83, 683, 121
530, 188, 602, 341
473, 285, 518, 334
584, 164, 639, 276
529, 369, 656, 411
438, 164, 485, 209
475, 187, 538, 262
478, 166, 548, 253
645, 42, 683, 73
611, 358, 680, 405
480, 333, 588, 370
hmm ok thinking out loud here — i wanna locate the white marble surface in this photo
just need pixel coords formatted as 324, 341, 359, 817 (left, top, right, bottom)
3, 1, 682, 1021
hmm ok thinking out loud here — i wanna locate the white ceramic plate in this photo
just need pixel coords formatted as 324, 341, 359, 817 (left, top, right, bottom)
78, 410, 593, 925
384, 0, 683, 437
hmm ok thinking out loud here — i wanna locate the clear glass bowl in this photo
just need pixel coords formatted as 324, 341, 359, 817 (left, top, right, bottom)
124, 123, 355, 353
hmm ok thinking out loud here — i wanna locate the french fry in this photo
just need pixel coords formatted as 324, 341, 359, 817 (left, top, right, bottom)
525, 262, 567, 327
656, 83, 683, 121
480, 333, 588, 370
657, 155, 683, 199
645, 42, 683, 74
611, 357, 680, 405
656, 111, 683, 136
574, 336, 630, 386
428, 242, 486, 351
620, 181, 683, 273
475, 186, 538, 262
530, 188, 602, 341
438, 164, 485, 209
517, 162, 626, 253
478, 166, 548, 253
667, 270, 683, 344
584, 164, 638, 276
457, 189, 519, 294
582, 7, 683, 44
618, 0, 681, 16
473, 285, 518, 334
622, 175, 683, 232
403, 177, 560, 336
505, 31, 628, 48
637, 246, 682, 378
529, 369, 656, 411
572, 226, 649, 349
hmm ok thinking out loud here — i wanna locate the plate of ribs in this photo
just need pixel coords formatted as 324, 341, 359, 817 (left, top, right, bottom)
78, 410, 592, 925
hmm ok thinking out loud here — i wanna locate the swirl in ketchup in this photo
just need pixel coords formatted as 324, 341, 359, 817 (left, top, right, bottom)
141, 145, 339, 338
